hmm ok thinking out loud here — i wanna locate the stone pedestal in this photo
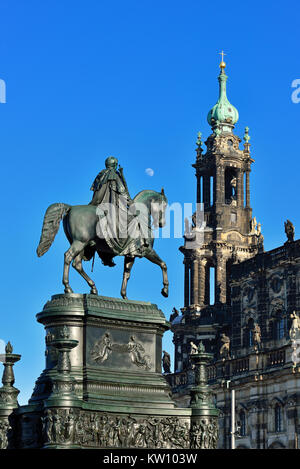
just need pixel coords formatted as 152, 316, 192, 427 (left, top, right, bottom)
16, 294, 192, 449
189, 342, 219, 449
0, 342, 21, 449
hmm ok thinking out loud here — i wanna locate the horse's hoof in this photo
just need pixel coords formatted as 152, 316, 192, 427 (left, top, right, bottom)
161, 287, 168, 298
90, 286, 98, 295
121, 293, 128, 300
64, 287, 73, 294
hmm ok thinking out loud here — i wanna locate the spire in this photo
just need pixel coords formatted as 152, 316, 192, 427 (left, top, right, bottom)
207, 52, 239, 135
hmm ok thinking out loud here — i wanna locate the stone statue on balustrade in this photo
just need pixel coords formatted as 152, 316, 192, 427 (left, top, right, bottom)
162, 351, 171, 374
219, 333, 230, 360
285, 219, 295, 243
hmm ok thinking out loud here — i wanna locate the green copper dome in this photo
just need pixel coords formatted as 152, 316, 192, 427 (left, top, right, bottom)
207, 63, 239, 134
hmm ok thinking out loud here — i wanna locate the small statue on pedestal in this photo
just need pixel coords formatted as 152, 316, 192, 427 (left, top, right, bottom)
284, 220, 295, 242
190, 342, 198, 355
253, 323, 261, 350
219, 333, 230, 360
162, 351, 171, 374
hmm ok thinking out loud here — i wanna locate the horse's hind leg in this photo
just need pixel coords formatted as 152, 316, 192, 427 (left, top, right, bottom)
63, 240, 86, 294
144, 249, 169, 298
72, 254, 98, 295
121, 256, 135, 299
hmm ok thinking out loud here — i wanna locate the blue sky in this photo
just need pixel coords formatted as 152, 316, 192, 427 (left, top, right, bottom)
0, 0, 299, 404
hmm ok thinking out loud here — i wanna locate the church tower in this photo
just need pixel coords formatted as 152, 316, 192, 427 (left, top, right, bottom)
172, 56, 263, 372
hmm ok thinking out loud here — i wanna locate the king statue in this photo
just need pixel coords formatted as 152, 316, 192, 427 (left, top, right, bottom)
89, 156, 131, 207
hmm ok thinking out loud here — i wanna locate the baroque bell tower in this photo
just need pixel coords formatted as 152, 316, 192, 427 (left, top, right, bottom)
172, 56, 263, 372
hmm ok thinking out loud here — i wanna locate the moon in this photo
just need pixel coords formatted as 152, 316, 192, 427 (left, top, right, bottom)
145, 168, 154, 177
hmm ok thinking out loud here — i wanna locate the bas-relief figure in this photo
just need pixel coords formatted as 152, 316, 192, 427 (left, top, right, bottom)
90, 332, 112, 364
190, 419, 218, 449
0, 420, 10, 449
36, 156, 169, 300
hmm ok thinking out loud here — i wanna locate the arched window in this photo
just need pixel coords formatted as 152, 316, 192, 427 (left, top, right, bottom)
275, 404, 282, 432
244, 318, 254, 347
274, 317, 287, 340
225, 168, 237, 205
239, 410, 246, 437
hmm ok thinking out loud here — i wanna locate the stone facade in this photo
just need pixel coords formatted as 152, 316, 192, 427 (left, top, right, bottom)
169, 239, 300, 448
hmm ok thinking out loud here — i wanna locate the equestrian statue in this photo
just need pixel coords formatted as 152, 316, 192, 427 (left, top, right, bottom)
36, 156, 169, 299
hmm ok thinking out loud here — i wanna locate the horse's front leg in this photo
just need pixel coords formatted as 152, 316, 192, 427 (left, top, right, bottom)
121, 256, 135, 299
144, 249, 169, 297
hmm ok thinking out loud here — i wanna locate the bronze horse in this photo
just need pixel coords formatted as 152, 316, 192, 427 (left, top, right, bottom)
37, 189, 169, 299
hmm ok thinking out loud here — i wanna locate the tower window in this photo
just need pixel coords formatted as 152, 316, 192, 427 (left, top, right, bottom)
275, 404, 282, 432
210, 176, 214, 206
239, 411, 246, 436
244, 318, 254, 347
210, 267, 215, 305
274, 317, 287, 340
225, 168, 237, 204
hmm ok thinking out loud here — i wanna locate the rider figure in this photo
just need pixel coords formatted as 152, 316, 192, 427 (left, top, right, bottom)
89, 157, 134, 266
90, 156, 131, 206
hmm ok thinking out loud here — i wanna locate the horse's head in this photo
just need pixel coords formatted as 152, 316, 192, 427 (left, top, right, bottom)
152, 188, 168, 228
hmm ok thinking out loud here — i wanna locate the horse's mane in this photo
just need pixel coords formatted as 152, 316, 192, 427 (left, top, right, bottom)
133, 190, 166, 203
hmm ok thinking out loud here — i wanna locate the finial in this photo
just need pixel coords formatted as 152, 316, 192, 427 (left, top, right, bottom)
5, 342, 13, 354
196, 131, 202, 148
244, 126, 250, 143
197, 341, 205, 353
219, 50, 226, 70
195, 131, 203, 161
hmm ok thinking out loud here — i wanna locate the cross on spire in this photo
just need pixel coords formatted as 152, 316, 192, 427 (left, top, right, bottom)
219, 50, 226, 69
219, 50, 226, 62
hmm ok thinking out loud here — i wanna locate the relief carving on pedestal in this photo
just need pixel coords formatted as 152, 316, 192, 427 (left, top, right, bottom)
190, 418, 218, 449
90, 332, 152, 370
0, 420, 10, 449
42, 409, 190, 449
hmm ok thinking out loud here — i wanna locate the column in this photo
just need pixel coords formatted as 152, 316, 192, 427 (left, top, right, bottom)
196, 172, 201, 204
215, 165, 224, 205
203, 175, 210, 208
198, 259, 206, 306
204, 263, 210, 305
192, 258, 199, 305
237, 171, 244, 207
215, 255, 227, 304
184, 261, 190, 307
245, 171, 250, 208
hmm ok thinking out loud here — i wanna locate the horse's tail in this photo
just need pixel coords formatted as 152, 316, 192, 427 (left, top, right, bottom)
36, 203, 71, 257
